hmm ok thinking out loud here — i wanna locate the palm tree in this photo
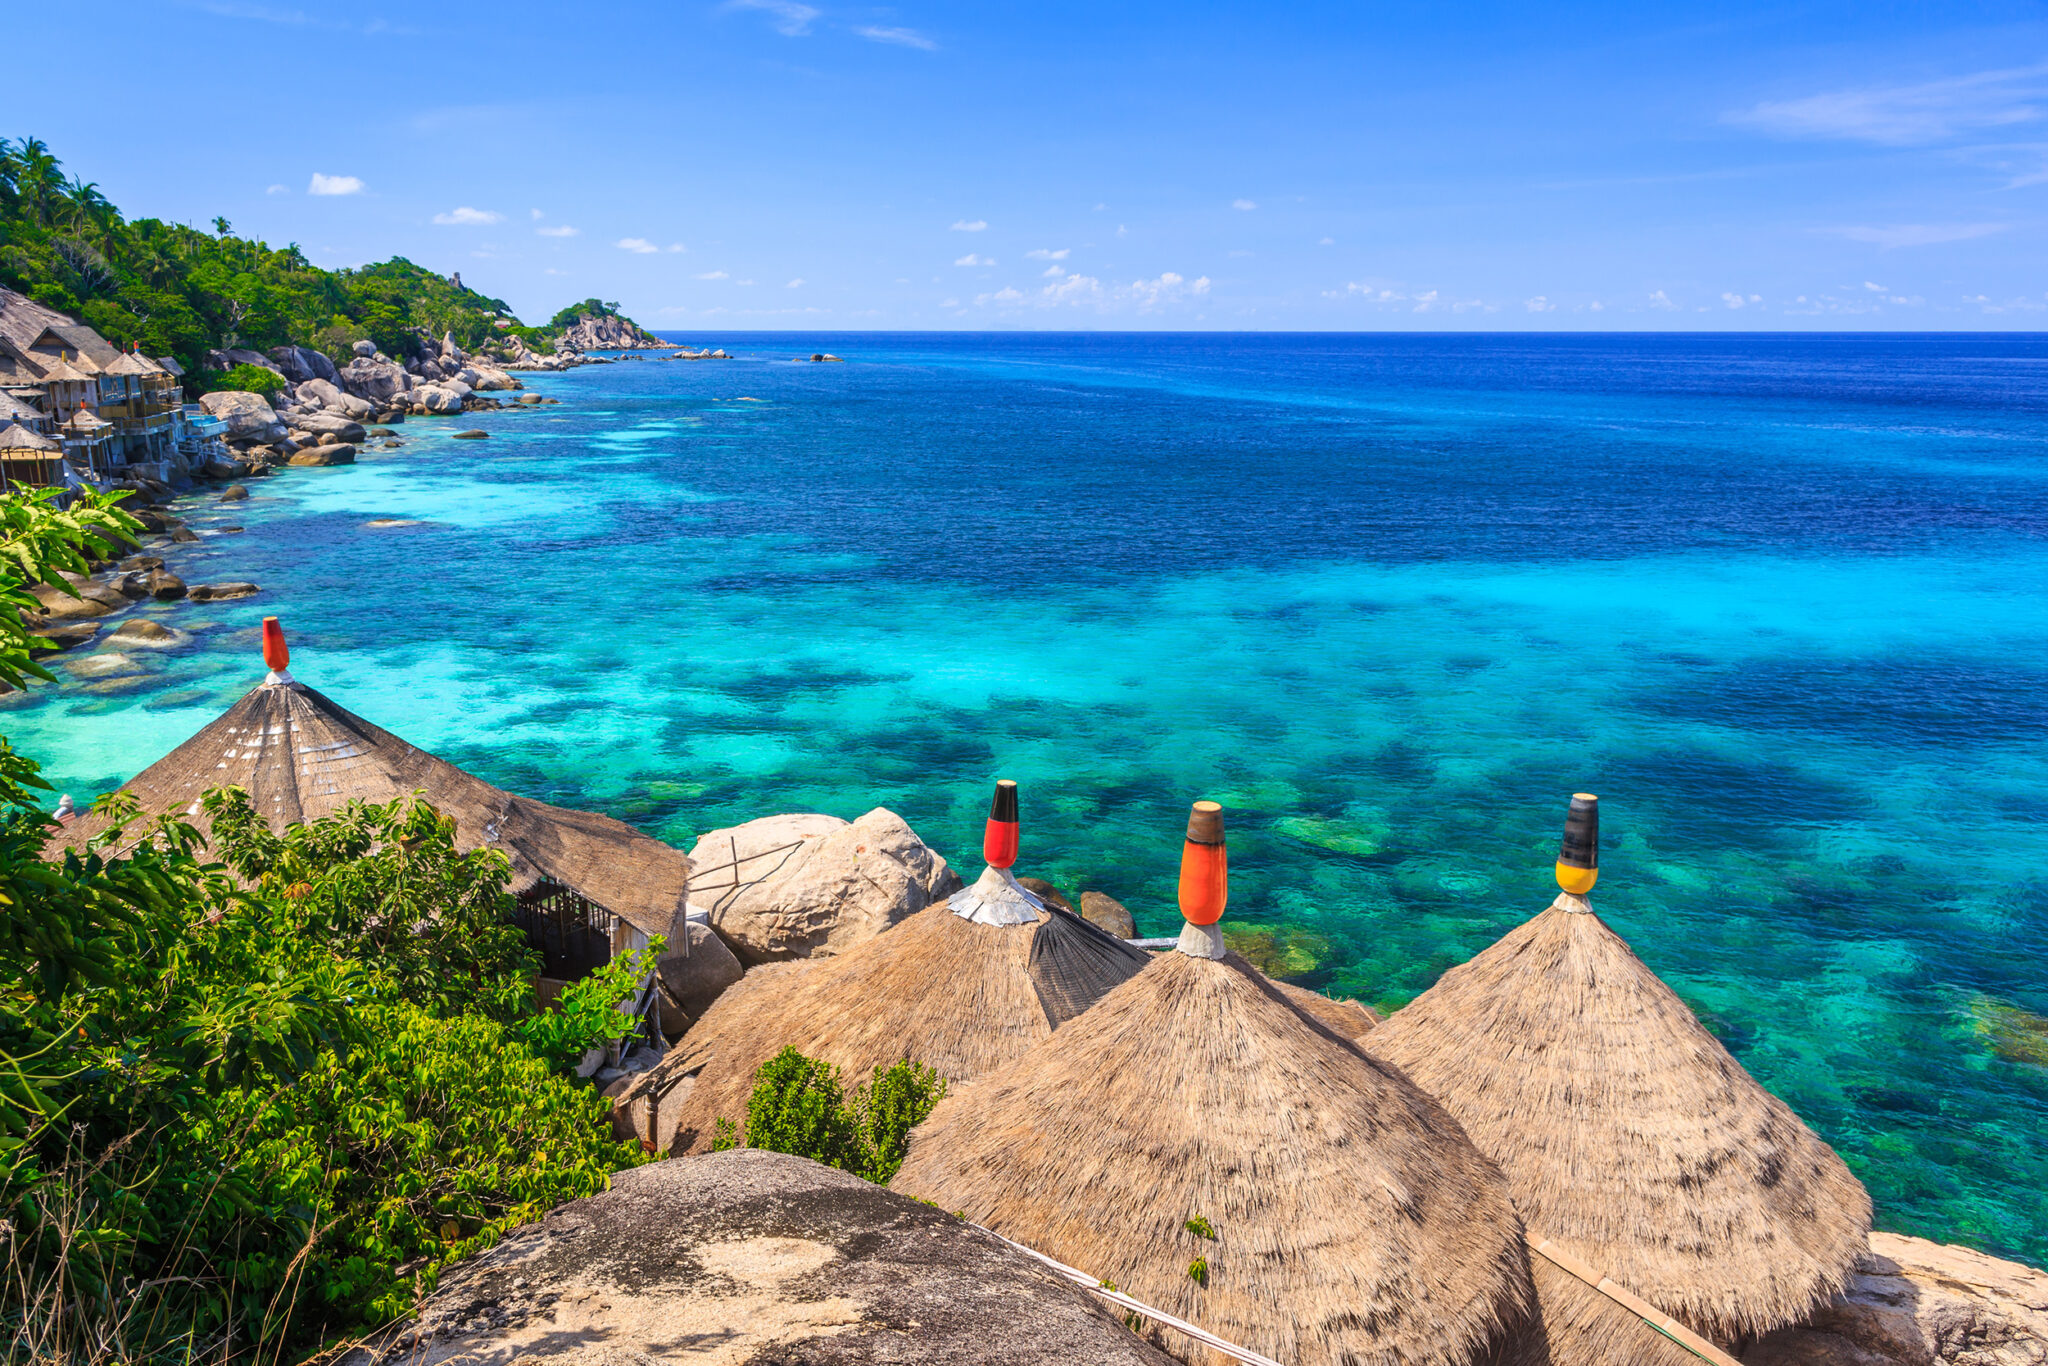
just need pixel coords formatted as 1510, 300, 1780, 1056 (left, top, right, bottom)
10, 138, 69, 229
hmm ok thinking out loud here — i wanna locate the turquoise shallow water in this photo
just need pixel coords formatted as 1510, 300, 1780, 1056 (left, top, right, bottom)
18, 332, 2048, 1263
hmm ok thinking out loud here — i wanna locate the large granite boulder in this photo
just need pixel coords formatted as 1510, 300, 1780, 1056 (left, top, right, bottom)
296, 378, 376, 419
1080, 890, 1138, 938
348, 1149, 1172, 1366
1745, 1233, 2048, 1366
409, 384, 465, 415
687, 810, 962, 965
340, 357, 413, 404
199, 391, 286, 444
268, 345, 340, 385
289, 445, 355, 467
653, 916, 746, 1024
296, 413, 368, 442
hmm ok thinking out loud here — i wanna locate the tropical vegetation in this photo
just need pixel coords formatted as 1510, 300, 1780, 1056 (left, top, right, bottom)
710, 1046, 948, 1185
0, 490, 660, 1364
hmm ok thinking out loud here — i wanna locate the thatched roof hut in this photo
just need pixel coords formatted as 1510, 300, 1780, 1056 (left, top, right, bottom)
51, 622, 691, 956
645, 780, 1148, 1153
888, 803, 1535, 1366
1365, 796, 1871, 1352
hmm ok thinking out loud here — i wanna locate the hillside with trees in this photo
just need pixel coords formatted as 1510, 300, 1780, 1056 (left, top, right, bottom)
0, 138, 655, 382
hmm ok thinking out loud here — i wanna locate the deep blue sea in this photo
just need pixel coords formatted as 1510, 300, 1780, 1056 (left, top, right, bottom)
18, 332, 2048, 1264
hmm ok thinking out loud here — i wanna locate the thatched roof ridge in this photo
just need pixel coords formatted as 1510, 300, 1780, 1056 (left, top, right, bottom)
103, 351, 159, 377
1269, 978, 1380, 1038
890, 950, 1536, 1366
50, 674, 689, 941
1365, 893, 1871, 1346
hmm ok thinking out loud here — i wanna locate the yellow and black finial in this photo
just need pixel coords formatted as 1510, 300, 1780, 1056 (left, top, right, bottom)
1554, 793, 1598, 895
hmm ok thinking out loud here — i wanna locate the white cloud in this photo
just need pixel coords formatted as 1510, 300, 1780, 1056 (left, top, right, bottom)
990, 286, 1025, 303
1026, 248, 1070, 260
1525, 296, 1555, 312
308, 172, 364, 196
1318, 236, 1334, 245
940, 297, 960, 308
531, 208, 544, 220
1127, 271, 1210, 310
433, 206, 502, 225
955, 253, 993, 266
729, 0, 818, 36
266, 183, 288, 195
544, 267, 567, 276
618, 238, 661, 254
737, 278, 755, 285
667, 243, 687, 252
1865, 280, 1888, 291
1590, 301, 1605, 312
857, 24, 935, 49
951, 219, 988, 232
537, 224, 579, 237
787, 278, 804, 288
1727, 64, 2048, 146
1116, 224, 1127, 237
1835, 222, 2008, 248
1649, 289, 1679, 310
1044, 265, 1065, 277
1232, 198, 1257, 210
697, 270, 730, 280
1721, 292, 1749, 308
1093, 202, 1107, 211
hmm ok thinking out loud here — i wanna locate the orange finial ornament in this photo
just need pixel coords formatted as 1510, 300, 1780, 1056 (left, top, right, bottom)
1176, 800, 1229, 958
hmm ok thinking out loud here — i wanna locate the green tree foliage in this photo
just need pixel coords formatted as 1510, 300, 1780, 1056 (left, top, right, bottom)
711, 1047, 947, 1184
0, 485, 139, 690
216, 363, 282, 398
547, 297, 624, 329
0, 138, 650, 376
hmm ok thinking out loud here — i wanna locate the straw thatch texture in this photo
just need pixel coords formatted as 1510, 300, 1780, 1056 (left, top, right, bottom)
890, 950, 1536, 1366
1270, 978, 1381, 1038
1515, 1257, 1707, 1366
1366, 893, 1872, 1347
656, 902, 1081, 1153
1027, 905, 1150, 1026
50, 676, 689, 941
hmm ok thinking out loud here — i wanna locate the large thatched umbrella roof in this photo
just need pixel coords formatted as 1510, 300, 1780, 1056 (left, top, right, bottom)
51, 638, 689, 942
1365, 884, 1871, 1349
651, 892, 1149, 1153
889, 945, 1535, 1366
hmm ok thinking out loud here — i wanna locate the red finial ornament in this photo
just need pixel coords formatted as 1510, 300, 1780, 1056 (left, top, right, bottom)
261, 617, 289, 671
983, 779, 1020, 870
1178, 801, 1228, 926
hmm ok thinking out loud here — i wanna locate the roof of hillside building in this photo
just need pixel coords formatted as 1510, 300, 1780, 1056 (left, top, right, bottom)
1365, 889, 1872, 1350
0, 421, 60, 453
156, 355, 185, 376
63, 406, 110, 433
25, 323, 118, 370
51, 652, 693, 943
104, 351, 161, 377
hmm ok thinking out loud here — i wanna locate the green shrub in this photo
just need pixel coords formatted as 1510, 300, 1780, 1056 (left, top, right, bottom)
1184, 1215, 1216, 1240
219, 362, 282, 397
1187, 1256, 1208, 1285
712, 1048, 947, 1184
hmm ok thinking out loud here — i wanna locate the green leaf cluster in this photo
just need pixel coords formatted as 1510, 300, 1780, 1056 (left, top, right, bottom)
216, 363, 283, 398
710, 1047, 947, 1185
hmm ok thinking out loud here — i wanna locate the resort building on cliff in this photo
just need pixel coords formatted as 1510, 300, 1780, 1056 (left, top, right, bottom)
0, 286, 183, 488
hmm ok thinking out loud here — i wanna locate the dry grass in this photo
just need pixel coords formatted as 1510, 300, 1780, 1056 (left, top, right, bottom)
1366, 893, 1872, 1346
891, 950, 1536, 1366
46, 676, 690, 941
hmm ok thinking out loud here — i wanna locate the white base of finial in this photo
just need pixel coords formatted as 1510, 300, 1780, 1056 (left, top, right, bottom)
1551, 891, 1593, 915
264, 668, 296, 688
1177, 921, 1227, 959
949, 865, 1043, 926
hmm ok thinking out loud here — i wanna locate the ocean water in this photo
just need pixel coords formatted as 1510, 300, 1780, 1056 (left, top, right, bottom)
17, 332, 2048, 1264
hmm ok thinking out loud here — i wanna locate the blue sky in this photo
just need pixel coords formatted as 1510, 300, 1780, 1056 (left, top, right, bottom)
18, 1, 2048, 329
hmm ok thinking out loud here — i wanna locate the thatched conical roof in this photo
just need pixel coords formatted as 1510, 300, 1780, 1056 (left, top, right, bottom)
0, 421, 59, 454
1365, 891, 1871, 1348
51, 669, 690, 941
889, 948, 1536, 1366
650, 896, 1148, 1154
1269, 977, 1380, 1038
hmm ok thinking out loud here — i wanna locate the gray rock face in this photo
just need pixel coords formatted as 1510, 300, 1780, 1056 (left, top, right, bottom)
289, 446, 356, 467
349, 1149, 1173, 1366
188, 582, 261, 601
199, 391, 287, 444
297, 413, 368, 442
268, 345, 340, 385
340, 357, 413, 404
351, 339, 376, 357
410, 384, 465, 414
145, 571, 186, 601
298, 377, 376, 419
686, 810, 963, 965
553, 312, 665, 351
1080, 890, 1138, 939
1745, 1233, 2048, 1366
656, 917, 746, 1021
